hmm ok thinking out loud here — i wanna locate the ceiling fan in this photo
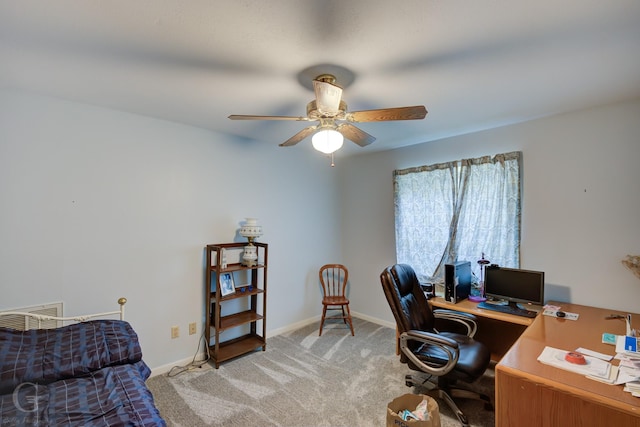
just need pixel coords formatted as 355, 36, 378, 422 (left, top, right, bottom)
228, 74, 427, 155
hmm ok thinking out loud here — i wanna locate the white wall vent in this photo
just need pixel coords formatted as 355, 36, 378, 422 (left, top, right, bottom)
0, 302, 63, 330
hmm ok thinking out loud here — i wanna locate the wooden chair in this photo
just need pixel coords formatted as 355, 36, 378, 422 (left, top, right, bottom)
318, 264, 354, 336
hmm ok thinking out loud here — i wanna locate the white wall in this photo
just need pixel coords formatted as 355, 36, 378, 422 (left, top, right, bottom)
0, 89, 343, 370
342, 98, 640, 322
3, 89, 639, 370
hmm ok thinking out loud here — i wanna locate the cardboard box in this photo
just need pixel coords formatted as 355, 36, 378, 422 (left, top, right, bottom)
386, 394, 441, 427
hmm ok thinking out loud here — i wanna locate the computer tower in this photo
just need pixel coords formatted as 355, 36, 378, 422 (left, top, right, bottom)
444, 261, 472, 303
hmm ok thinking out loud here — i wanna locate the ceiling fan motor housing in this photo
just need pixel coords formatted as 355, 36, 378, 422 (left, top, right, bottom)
306, 100, 347, 119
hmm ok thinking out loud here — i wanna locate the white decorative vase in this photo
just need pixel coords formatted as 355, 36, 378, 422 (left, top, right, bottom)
242, 245, 258, 267
239, 218, 263, 266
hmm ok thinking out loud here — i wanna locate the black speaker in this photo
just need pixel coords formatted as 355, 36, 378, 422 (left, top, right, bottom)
444, 261, 472, 303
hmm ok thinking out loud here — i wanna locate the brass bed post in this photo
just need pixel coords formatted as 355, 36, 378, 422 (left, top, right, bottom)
118, 297, 127, 320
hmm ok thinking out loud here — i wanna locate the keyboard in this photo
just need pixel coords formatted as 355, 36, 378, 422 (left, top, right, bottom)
477, 301, 538, 318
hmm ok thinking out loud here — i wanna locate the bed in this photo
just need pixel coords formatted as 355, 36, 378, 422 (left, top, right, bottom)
0, 298, 166, 426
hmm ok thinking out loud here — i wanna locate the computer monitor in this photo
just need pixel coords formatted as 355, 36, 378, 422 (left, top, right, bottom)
484, 266, 545, 309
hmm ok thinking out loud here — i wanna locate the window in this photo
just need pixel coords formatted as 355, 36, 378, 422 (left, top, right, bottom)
393, 151, 521, 283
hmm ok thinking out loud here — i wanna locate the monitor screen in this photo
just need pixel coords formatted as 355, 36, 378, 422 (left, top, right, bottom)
484, 266, 545, 306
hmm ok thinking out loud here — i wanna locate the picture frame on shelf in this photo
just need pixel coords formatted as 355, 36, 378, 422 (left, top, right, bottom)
220, 272, 235, 296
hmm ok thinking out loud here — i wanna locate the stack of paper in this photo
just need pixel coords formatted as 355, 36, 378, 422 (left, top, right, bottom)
537, 346, 612, 378
615, 335, 640, 397
587, 364, 618, 384
537, 339, 640, 398
625, 381, 640, 397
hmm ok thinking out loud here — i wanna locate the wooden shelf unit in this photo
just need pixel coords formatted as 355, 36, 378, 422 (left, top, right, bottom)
205, 242, 267, 368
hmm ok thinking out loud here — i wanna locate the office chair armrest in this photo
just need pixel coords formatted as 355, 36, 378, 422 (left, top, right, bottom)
400, 330, 459, 377
432, 309, 478, 338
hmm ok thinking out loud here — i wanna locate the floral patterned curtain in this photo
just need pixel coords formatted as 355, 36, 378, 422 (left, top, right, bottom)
393, 151, 521, 283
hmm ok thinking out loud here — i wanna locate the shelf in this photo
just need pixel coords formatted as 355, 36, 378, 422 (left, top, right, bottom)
207, 242, 267, 249
206, 242, 267, 368
216, 310, 264, 331
209, 334, 266, 366
210, 262, 265, 273
211, 288, 264, 301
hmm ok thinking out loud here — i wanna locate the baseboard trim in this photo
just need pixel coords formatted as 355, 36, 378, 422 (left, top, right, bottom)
149, 313, 395, 377
266, 315, 320, 338
150, 354, 208, 377
351, 311, 395, 329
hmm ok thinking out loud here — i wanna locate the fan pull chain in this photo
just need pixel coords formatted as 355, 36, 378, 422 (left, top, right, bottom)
330, 152, 335, 167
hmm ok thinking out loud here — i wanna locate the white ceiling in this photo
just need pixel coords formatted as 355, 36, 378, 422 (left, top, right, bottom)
2, 1, 639, 156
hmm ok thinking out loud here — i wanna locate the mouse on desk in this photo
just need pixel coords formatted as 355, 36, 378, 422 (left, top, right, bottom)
556, 311, 566, 318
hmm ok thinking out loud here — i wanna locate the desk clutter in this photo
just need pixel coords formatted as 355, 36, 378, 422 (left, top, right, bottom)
496, 301, 640, 426
537, 333, 640, 398
542, 307, 579, 321
538, 346, 611, 376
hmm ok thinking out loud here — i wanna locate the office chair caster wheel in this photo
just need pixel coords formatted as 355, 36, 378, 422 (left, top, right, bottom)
479, 393, 493, 411
457, 413, 469, 427
405, 375, 414, 387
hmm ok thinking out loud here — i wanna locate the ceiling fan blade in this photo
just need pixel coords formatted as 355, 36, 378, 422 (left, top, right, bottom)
228, 114, 310, 121
346, 105, 427, 122
279, 126, 318, 147
336, 123, 376, 147
313, 79, 343, 114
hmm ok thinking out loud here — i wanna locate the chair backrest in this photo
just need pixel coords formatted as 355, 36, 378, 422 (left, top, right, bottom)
319, 264, 349, 298
380, 264, 435, 334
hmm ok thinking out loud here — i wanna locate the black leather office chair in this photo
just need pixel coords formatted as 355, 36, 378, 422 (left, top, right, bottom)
380, 264, 492, 427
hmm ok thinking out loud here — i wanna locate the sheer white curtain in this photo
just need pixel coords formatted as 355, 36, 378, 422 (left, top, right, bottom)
393, 151, 521, 283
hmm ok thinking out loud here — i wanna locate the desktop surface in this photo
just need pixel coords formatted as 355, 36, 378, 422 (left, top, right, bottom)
477, 300, 538, 318
430, 297, 535, 326
496, 301, 640, 426
429, 296, 532, 361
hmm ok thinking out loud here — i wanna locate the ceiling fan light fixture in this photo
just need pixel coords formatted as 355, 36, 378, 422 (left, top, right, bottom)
312, 129, 343, 154
313, 76, 343, 115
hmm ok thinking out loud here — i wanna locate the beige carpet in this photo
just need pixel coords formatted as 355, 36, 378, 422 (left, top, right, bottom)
147, 319, 495, 426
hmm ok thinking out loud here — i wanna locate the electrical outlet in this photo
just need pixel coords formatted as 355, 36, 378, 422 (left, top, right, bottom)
189, 322, 196, 335
171, 326, 179, 339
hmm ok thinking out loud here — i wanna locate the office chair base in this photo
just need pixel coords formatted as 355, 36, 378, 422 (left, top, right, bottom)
405, 374, 492, 427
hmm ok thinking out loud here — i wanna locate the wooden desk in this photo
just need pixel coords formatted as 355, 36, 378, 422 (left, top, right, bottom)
430, 297, 533, 361
496, 301, 640, 427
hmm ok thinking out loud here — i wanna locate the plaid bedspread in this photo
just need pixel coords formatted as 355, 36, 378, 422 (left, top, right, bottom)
0, 320, 166, 426
0, 361, 164, 426
0, 320, 142, 394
